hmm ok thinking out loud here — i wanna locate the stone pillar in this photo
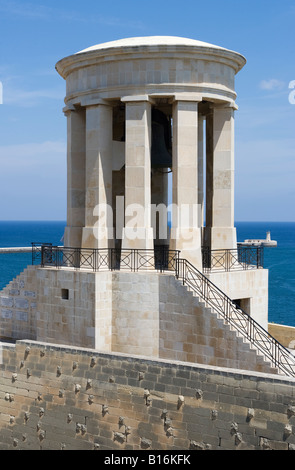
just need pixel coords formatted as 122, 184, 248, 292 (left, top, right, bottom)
170, 97, 202, 268
198, 113, 205, 233
204, 104, 237, 250
81, 102, 114, 249
151, 169, 169, 245
64, 107, 86, 248
121, 96, 154, 250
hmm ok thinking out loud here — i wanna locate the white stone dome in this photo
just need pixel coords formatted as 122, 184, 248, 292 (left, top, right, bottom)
76, 36, 230, 54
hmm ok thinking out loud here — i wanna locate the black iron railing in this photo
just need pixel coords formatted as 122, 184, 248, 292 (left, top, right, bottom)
202, 245, 264, 273
176, 257, 295, 377
32, 244, 180, 273
32, 244, 263, 274
31, 242, 52, 266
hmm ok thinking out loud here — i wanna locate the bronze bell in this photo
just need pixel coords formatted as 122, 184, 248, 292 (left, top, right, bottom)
151, 109, 172, 169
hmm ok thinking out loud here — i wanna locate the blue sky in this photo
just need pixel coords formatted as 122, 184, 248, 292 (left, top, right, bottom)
0, 0, 294, 221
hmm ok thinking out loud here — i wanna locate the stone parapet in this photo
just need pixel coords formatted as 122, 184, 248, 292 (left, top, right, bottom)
0, 340, 294, 450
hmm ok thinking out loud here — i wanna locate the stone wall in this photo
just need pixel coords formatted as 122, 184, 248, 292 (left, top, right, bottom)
268, 323, 295, 350
0, 266, 113, 350
0, 267, 277, 375
112, 272, 160, 358
207, 269, 269, 330
0, 266, 38, 341
0, 340, 295, 451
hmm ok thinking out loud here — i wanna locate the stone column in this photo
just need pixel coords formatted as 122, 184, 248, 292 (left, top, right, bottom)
151, 168, 169, 246
204, 104, 237, 250
121, 96, 154, 250
198, 113, 205, 233
64, 107, 86, 248
81, 102, 114, 249
170, 97, 202, 268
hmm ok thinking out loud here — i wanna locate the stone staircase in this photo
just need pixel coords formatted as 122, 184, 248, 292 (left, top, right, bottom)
176, 257, 295, 377
162, 274, 279, 375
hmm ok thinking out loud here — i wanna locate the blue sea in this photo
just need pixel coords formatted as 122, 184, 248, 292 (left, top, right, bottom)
0, 220, 294, 326
0, 220, 65, 291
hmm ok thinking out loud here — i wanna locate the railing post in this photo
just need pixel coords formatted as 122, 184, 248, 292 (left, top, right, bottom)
31, 243, 35, 265
93, 248, 97, 271
57, 247, 61, 268
76, 248, 81, 269
175, 251, 180, 279
175, 255, 178, 278
273, 338, 278, 368
41, 245, 44, 267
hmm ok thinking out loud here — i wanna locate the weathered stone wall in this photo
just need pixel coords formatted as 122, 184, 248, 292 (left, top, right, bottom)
0, 340, 295, 451
268, 323, 295, 350
0, 268, 277, 375
0, 266, 37, 341
0, 267, 113, 350
207, 269, 269, 330
112, 272, 160, 358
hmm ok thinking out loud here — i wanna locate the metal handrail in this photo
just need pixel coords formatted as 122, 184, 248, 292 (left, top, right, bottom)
34, 245, 180, 274
202, 245, 264, 273
176, 257, 295, 378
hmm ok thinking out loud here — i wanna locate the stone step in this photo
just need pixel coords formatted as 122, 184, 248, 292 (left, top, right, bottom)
176, 276, 279, 375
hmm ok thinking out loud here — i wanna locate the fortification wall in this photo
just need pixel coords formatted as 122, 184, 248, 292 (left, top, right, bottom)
0, 340, 295, 451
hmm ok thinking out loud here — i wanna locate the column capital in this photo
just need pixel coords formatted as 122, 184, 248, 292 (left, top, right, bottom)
64, 97, 115, 111
209, 100, 238, 111
82, 98, 113, 108
121, 94, 152, 103
172, 93, 202, 103
63, 104, 76, 116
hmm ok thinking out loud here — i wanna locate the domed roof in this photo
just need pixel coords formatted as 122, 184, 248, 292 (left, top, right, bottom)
56, 35, 246, 79
76, 36, 232, 54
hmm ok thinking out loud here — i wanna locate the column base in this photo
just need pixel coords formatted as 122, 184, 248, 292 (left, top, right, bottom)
64, 226, 83, 248
170, 227, 202, 269
121, 227, 154, 250
81, 226, 114, 249
203, 227, 237, 250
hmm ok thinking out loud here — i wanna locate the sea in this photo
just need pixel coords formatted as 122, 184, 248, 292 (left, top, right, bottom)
0, 220, 294, 327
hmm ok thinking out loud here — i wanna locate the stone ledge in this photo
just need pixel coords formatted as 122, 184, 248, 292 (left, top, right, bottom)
10, 339, 295, 385
0, 247, 32, 253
